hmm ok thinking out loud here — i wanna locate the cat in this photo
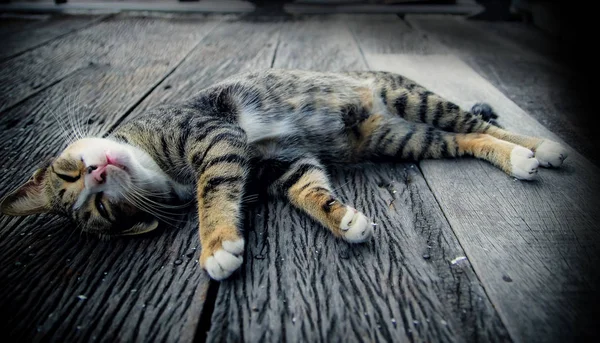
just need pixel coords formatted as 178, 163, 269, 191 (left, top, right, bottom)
0, 69, 568, 280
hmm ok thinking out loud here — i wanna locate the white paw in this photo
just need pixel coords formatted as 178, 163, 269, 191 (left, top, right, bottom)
535, 140, 568, 168
204, 239, 244, 281
510, 146, 539, 181
340, 207, 373, 243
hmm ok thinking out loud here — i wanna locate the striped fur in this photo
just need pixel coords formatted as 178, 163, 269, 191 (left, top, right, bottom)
0, 69, 568, 280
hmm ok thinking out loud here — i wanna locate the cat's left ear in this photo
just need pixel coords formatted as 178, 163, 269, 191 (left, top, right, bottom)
120, 218, 160, 236
0, 168, 52, 216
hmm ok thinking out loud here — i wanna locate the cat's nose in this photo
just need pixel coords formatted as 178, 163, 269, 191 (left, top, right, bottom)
88, 165, 106, 183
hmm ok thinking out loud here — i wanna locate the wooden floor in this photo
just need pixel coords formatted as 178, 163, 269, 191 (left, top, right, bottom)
0, 11, 598, 343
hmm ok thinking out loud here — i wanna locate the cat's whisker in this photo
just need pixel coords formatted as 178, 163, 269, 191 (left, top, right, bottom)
118, 190, 188, 228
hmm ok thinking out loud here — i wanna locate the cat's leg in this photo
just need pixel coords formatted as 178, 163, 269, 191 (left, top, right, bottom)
267, 156, 374, 243
380, 84, 568, 167
188, 133, 249, 280
362, 117, 539, 180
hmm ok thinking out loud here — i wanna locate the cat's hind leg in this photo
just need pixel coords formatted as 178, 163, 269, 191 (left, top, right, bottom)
376, 74, 568, 167
265, 156, 374, 243
362, 117, 540, 180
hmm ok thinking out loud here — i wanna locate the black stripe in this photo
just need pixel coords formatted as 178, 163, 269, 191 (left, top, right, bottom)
198, 154, 248, 175
191, 133, 243, 172
160, 135, 173, 166
112, 133, 129, 144
418, 91, 432, 123
418, 127, 436, 160
202, 176, 243, 197
307, 186, 329, 195
281, 163, 324, 190
177, 113, 196, 158
380, 88, 388, 106
440, 134, 450, 158
192, 123, 228, 143
298, 181, 315, 192
373, 127, 392, 151
396, 126, 416, 159
58, 189, 66, 199
466, 118, 479, 133
460, 113, 473, 132
394, 94, 408, 117
432, 102, 444, 128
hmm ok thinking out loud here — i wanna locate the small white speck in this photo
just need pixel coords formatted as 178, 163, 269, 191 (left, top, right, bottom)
292, 317, 296, 323
77, 295, 87, 300
441, 320, 448, 325
450, 256, 467, 264
391, 318, 396, 324
371, 222, 377, 226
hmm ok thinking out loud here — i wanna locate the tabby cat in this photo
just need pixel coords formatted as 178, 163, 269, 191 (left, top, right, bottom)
0, 70, 568, 280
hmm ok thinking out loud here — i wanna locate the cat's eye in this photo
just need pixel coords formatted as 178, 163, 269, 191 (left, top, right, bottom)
51, 165, 80, 183
55, 173, 80, 183
95, 193, 109, 219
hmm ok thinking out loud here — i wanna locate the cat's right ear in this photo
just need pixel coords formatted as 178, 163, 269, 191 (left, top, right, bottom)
0, 168, 52, 216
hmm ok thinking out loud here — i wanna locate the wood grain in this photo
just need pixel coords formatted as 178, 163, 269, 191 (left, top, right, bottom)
125, 18, 282, 120
0, 13, 220, 113
0, 14, 108, 62
207, 16, 510, 343
366, 53, 600, 342
0, 14, 223, 342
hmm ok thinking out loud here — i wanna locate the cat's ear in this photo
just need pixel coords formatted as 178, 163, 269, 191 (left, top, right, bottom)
120, 218, 160, 236
0, 168, 52, 216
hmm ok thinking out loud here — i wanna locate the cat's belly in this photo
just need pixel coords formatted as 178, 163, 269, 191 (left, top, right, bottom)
239, 107, 351, 161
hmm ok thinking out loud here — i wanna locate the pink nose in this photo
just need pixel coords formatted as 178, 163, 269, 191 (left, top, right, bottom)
89, 165, 107, 183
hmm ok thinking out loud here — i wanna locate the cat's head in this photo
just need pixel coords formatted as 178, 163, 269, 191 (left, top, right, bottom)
0, 137, 171, 237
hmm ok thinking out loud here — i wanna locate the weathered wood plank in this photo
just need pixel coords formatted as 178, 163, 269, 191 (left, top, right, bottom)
125, 18, 281, 120
0, 13, 218, 113
347, 14, 511, 341
0, 14, 224, 342
406, 15, 599, 166
366, 53, 600, 342
207, 16, 510, 343
0, 14, 108, 62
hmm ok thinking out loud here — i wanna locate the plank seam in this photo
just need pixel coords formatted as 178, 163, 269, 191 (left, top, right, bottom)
269, 29, 282, 68
0, 13, 115, 64
193, 280, 220, 343
345, 19, 369, 69
414, 161, 514, 341
1, 66, 84, 114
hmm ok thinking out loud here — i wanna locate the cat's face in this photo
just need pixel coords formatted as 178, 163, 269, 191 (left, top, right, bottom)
0, 138, 163, 237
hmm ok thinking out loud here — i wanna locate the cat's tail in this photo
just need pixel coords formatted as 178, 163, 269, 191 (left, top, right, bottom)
471, 102, 501, 127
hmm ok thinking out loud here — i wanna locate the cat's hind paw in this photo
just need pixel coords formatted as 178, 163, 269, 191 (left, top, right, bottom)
340, 207, 373, 243
510, 146, 539, 181
202, 238, 244, 281
535, 140, 568, 168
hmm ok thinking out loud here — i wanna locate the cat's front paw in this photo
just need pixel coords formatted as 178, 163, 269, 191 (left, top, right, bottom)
535, 140, 568, 168
200, 238, 244, 281
510, 146, 539, 180
340, 207, 373, 243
